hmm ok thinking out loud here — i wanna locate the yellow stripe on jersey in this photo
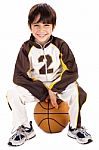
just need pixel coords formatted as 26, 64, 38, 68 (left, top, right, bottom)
49, 52, 69, 89
60, 53, 69, 78
49, 81, 57, 89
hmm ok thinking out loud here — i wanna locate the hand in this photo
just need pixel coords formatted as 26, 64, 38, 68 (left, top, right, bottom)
48, 89, 58, 109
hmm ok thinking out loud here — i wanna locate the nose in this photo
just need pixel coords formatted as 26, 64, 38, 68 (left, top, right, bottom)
38, 25, 45, 32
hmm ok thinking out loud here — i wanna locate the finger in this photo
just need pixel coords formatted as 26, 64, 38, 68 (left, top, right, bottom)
55, 103, 58, 109
45, 99, 48, 102
52, 101, 58, 109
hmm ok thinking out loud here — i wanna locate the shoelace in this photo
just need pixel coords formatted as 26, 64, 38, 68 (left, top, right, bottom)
11, 125, 28, 140
11, 121, 32, 138
11, 125, 23, 134
77, 127, 90, 136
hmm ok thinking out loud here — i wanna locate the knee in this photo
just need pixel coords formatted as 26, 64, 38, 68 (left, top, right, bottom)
6, 88, 18, 105
6, 88, 19, 110
78, 86, 87, 107
6, 89, 15, 101
6, 89, 14, 110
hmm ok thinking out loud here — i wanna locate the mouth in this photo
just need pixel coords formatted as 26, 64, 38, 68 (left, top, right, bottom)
37, 34, 47, 37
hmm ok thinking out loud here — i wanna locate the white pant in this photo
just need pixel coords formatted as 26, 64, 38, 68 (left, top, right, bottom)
6, 82, 79, 130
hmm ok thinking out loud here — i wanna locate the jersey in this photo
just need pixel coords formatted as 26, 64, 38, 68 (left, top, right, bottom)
13, 34, 78, 101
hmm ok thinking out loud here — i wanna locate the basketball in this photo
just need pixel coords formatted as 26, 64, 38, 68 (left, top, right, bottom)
34, 99, 70, 133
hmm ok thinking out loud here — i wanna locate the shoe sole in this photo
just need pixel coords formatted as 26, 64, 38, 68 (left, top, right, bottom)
77, 138, 93, 144
8, 134, 36, 147
67, 134, 93, 144
67, 131, 76, 139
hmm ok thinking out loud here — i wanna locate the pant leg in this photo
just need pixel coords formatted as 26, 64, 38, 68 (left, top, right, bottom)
57, 82, 82, 128
6, 85, 39, 130
77, 85, 87, 128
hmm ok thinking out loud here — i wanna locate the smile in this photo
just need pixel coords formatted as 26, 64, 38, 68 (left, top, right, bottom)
37, 34, 47, 37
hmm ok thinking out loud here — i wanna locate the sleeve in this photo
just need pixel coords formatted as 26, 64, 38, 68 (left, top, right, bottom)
13, 43, 48, 101
50, 42, 78, 93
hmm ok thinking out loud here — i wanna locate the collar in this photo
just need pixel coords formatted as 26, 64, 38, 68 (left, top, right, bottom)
30, 34, 53, 49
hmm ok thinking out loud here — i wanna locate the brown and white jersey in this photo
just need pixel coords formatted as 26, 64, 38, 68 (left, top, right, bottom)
13, 34, 78, 101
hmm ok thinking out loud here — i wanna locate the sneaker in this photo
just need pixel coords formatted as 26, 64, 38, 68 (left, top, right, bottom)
67, 125, 92, 144
8, 121, 36, 146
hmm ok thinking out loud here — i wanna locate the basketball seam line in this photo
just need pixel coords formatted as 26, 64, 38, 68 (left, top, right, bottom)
34, 113, 69, 114
38, 118, 67, 128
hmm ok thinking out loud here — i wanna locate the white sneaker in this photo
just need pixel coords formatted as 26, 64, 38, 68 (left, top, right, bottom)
67, 125, 92, 144
8, 121, 36, 146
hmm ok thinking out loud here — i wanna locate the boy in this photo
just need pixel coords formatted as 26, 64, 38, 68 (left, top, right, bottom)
6, 3, 92, 146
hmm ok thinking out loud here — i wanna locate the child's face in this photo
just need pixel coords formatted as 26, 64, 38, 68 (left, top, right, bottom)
30, 20, 54, 46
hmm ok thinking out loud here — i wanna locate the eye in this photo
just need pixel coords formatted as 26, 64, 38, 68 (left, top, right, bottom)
33, 24, 39, 27
44, 24, 50, 26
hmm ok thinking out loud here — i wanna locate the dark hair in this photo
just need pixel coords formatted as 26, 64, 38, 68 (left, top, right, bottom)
28, 3, 56, 29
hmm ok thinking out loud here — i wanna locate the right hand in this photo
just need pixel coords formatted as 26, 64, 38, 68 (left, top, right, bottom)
48, 89, 58, 109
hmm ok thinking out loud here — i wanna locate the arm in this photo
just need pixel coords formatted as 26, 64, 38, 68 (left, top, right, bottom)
13, 43, 48, 101
50, 42, 78, 93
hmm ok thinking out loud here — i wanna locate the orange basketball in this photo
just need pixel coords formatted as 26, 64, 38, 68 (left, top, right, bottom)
34, 99, 70, 133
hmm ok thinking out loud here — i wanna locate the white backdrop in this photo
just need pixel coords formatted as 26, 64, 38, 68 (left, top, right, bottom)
0, 0, 99, 149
